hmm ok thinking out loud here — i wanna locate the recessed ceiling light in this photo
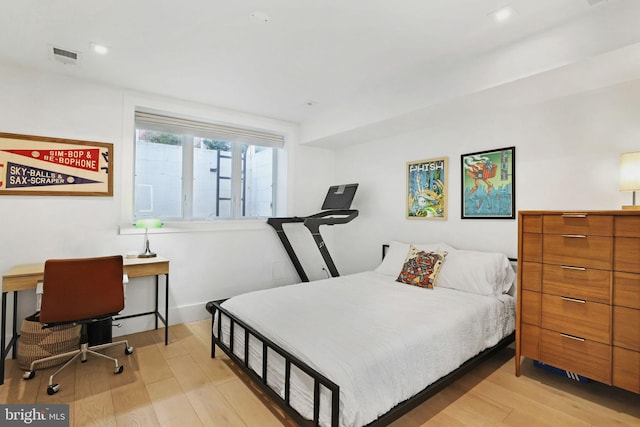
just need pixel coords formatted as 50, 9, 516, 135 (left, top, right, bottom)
90, 43, 109, 55
491, 6, 515, 23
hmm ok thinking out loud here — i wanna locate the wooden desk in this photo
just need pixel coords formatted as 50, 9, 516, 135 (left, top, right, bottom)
1, 256, 170, 385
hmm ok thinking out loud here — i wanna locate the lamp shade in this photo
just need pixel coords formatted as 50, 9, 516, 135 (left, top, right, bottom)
134, 218, 163, 229
620, 152, 640, 191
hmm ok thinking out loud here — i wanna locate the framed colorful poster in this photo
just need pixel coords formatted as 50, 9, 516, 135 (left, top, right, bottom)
406, 157, 447, 220
0, 133, 113, 196
461, 146, 515, 219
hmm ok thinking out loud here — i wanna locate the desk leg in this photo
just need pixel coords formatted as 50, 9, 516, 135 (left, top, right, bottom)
1, 291, 6, 385
164, 273, 169, 346
154, 275, 159, 331
154, 273, 169, 345
12, 292, 17, 359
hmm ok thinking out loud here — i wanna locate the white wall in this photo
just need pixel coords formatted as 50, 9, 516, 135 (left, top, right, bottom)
0, 63, 335, 336
3, 62, 639, 339
331, 78, 640, 274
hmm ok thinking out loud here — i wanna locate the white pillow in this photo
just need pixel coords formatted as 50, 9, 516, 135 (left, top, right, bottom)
414, 242, 457, 253
375, 241, 457, 277
436, 250, 515, 296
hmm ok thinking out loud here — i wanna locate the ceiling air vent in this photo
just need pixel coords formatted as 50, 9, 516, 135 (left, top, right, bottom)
49, 45, 82, 65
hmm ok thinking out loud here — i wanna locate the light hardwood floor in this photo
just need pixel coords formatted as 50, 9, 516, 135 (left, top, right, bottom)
1, 320, 638, 426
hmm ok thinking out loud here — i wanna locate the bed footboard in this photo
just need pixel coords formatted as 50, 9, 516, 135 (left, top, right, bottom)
208, 299, 340, 427
207, 298, 514, 427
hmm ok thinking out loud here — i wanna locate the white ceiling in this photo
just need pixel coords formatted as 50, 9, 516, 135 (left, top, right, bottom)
1, 0, 640, 147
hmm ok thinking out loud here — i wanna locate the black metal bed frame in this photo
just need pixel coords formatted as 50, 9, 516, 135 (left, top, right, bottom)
209, 248, 518, 426
209, 303, 515, 427
210, 300, 340, 427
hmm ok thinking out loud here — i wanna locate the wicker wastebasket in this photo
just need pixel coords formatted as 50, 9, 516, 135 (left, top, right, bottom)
17, 313, 81, 370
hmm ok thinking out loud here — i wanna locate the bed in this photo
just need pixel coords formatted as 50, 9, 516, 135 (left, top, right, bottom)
208, 241, 516, 427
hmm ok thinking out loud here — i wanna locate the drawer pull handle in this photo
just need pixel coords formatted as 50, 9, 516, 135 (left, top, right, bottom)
560, 333, 585, 342
560, 265, 586, 271
561, 213, 587, 218
561, 296, 586, 304
561, 234, 587, 238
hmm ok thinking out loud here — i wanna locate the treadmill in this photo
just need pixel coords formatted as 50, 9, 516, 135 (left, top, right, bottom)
267, 183, 358, 282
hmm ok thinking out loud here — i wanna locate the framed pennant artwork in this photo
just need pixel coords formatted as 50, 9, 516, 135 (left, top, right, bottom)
0, 133, 113, 196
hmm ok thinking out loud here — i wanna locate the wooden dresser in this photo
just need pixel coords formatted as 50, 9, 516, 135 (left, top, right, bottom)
516, 210, 640, 393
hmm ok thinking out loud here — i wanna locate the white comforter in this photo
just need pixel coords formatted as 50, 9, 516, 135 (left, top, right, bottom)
216, 271, 515, 427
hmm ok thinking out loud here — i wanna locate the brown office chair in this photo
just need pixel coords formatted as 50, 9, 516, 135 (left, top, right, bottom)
23, 255, 134, 395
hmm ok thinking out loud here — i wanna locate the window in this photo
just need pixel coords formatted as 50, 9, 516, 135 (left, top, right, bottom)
134, 112, 283, 221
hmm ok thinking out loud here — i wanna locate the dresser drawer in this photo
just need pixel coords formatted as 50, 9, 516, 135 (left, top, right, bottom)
615, 216, 640, 238
613, 306, 640, 351
613, 346, 640, 393
522, 233, 542, 263
521, 262, 542, 292
540, 329, 611, 384
613, 271, 640, 309
520, 324, 539, 360
542, 264, 610, 304
541, 294, 610, 344
543, 235, 612, 270
521, 214, 542, 233
614, 238, 640, 274
521, 290, 541, 326
543, 214, 613, 236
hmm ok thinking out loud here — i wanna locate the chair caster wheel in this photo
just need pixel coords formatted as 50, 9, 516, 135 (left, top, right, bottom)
23, 371, 35, 380
125, 346, 134, 355
47, 384, 60, 395
115, 365, 124, 375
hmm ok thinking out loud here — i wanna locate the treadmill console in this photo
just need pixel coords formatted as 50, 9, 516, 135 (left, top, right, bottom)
321, 183, 358, 210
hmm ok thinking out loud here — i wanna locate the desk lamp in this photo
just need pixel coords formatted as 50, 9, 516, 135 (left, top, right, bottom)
620, 152, 640, 210
134, 219, 163, 258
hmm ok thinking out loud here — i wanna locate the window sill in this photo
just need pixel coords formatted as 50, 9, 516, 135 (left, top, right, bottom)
118, 219, 269, 235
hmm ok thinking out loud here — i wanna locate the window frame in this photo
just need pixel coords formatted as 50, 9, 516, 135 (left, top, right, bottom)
134, 120, 280, 222
119, 95, 295, 234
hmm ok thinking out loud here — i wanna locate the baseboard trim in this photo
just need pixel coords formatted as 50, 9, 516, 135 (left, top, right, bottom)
113, 302, 209, 337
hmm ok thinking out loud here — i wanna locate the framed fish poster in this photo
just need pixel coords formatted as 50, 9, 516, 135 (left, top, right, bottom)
0, 132, 113, 196
406, 157, 448, 220
461, 146, 515, 219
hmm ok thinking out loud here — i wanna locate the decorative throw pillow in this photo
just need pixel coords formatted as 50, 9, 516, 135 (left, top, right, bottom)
374, 241, 456, 277
396, 246, 447, 289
